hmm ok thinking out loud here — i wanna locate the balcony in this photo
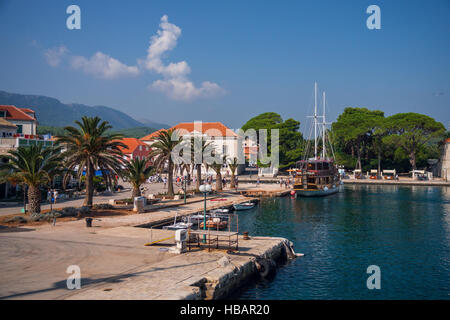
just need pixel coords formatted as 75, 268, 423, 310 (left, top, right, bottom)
0, 136, 54, 154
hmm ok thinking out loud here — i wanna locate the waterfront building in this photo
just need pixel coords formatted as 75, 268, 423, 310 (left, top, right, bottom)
116, 137, 152, 162
140, 122, 245, 176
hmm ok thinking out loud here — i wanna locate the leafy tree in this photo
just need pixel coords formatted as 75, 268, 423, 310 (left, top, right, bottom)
227, 157, 239, 188
383, 113, 445, 170
331, 107, 384, 170
189, 136, 214, 191
241, 112, 304, 170
149, 129, 181, 196
0, 145, 62, 214
122, 158, 153, 198
56, 116, 125, 207
210, 155, 226, 191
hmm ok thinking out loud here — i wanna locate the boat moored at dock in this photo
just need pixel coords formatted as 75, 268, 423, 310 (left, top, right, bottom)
291, 82, 342, 197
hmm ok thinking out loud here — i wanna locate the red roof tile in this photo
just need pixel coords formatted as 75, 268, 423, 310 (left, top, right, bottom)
140, 122, 236, 141
116, 138, 149, 154
173, 122, 237, 137
0, 105, 36, 121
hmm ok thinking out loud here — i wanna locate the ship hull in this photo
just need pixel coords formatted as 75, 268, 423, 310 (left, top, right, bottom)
294, 185, 341, 197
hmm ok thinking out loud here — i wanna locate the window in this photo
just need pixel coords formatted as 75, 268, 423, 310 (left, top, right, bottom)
0, 111, 6, 118
222, 145, 228, 155
16, 125, 23, 134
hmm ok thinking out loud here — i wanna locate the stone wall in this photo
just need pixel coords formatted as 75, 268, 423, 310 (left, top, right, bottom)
199, 238, 289, 300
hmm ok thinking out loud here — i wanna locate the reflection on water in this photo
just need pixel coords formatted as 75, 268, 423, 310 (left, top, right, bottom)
234, 185, 450, 300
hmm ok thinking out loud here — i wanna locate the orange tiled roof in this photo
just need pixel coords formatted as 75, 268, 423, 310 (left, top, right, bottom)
173, 122, 237, 137
140, 128, 168, 141
117, 138, 148, 154
140, 122, 236, 141
0, 105, 36, 121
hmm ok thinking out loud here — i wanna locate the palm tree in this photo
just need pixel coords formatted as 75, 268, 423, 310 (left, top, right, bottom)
191, 136, 214, 191
0, 145, 62, 214
227, 157, 239, 188
122, 158, 153, 198
56, 116, 125, 207
210, 155, 226, 191
149, 129, 181, 196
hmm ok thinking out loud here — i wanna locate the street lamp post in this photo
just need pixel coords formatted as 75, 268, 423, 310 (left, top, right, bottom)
199, 184, 212, 243
183, 175, 187, 204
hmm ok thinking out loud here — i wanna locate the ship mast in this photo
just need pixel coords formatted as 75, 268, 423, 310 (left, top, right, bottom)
314, 82, 318, 160
322, 91, 326, 160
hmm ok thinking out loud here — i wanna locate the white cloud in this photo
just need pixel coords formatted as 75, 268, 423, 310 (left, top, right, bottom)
42, 15, 223, 98
70, 52, 139, 79
151, 79, 224, 101
44, 46, 69, 67
144, 15, 224, 101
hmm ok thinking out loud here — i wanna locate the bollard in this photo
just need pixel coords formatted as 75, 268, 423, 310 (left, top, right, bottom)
85, 217, 93, 227
243, 231, 250, 240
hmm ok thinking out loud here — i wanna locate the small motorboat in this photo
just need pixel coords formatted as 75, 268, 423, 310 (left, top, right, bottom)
200, 218, 228, 230
210, 208, 230, 214
163, 222, 193, 230
184, 214, 209, 225
233, 202, 255, 211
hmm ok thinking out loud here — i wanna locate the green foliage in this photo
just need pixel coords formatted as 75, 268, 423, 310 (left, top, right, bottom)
122, 158, 153, 196
331, 107, 385, 170
37, 126, 68, 136
382, 113, 445, 169
241, 112, 304, 170
0, 145, 63, 187
108, 127, 156, 138
149, 128, 181, 195
56, 116, 126, 206
331, 108, 445, 172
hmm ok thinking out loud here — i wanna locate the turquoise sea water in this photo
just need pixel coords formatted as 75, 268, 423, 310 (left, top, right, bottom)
234, 185, 450, 299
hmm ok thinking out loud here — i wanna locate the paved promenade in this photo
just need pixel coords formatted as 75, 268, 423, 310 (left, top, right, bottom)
0, 183, 287, 300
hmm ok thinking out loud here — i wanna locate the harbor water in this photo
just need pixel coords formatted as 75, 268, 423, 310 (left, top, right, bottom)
234, 184, 450, 299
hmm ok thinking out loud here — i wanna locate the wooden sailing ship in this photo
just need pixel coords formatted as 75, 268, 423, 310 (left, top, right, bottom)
292, 82, 342, 197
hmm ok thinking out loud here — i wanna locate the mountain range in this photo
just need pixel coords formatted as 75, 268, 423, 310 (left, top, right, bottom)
0, 90, 169, 130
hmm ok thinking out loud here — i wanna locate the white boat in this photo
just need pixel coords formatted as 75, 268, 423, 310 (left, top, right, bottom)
233, 202, 255, 210
184, 214, 209, 225
163, 222, 193, 230
210, 208, 230, 214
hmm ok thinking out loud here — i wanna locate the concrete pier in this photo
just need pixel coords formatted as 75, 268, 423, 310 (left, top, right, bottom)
0, 189, 295, 300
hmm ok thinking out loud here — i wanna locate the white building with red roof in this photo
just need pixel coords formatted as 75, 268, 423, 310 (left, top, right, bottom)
116, 138, 152, 162
140, 121, 244, 176
0, 105, 38, 135
0, 105, 53, 155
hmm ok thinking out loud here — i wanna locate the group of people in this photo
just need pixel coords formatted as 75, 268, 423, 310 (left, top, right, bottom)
47, 189, 59, 204
279, 178, 292, 188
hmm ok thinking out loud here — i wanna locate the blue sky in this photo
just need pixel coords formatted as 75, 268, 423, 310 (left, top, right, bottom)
0, 0, 449, 131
